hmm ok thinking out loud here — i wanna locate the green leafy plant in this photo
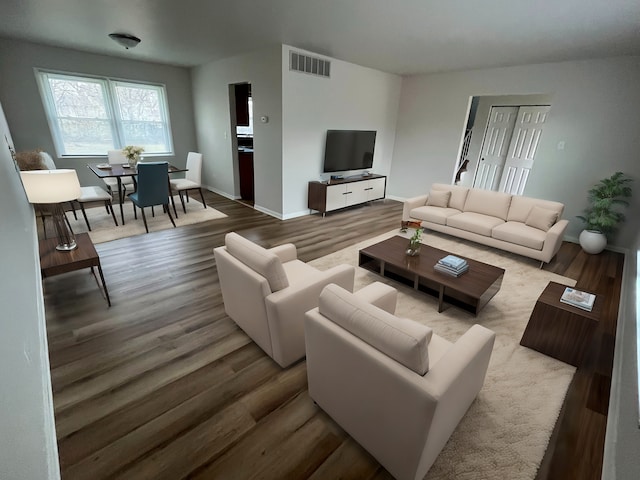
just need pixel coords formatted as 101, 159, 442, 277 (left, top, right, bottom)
577, 172, 632, 238
409, 228, 422, 248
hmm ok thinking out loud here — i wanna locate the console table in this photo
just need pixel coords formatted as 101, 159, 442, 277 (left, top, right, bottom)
308, 174, 386, 215
39, 233, 111, 306
520, 281, 601, 366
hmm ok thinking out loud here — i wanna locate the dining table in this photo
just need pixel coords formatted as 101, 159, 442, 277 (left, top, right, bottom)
88, 162, 187, 225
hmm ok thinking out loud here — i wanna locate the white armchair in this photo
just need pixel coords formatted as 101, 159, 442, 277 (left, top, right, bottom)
305, 284, 496, 480
213, 232, 355, 368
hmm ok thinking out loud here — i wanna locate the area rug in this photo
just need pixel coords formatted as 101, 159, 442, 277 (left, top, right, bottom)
47, 199, 227, 244
309, 229, 577, 480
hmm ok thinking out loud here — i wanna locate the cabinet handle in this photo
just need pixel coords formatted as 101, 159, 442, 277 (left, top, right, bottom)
344, 191, 352, 195
365, 187, 373, 191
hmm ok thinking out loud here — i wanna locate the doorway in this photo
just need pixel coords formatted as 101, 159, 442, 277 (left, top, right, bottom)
231, 83, 254, 205
460, 94, 552, 195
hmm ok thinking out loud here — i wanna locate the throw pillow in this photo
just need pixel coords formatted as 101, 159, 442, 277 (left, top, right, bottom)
525, 205, 558, 232
14, 150, 46, 171
426, 189, 451, 208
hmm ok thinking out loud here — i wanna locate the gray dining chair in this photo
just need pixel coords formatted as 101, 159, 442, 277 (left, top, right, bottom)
128, 162, 176, 233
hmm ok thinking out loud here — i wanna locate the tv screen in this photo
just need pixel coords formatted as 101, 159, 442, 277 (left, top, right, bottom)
322, 130, 376, 173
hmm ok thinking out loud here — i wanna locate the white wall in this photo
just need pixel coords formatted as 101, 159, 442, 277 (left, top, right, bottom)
191, 46, 283, 216
390, 56, 640, 249
281, 45, 402, 219
0, 101, 60, 479
0, 37, 197, 187
602, 230, 639, 480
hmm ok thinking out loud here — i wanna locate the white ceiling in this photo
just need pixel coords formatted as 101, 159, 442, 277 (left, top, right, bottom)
1, 0, 639, 74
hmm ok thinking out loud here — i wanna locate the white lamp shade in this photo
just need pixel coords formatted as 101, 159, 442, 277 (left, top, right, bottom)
20, 169, 81, 203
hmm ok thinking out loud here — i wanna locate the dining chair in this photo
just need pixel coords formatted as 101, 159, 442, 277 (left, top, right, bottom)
170, 151, 206, 213
76, 186, 119, 231
128, 162, 176, 233
104, 149, 135, 198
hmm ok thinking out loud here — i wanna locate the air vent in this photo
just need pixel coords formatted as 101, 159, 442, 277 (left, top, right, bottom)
289, 51, 331, 78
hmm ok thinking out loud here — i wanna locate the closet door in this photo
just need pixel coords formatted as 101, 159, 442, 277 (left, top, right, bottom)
499, 106, 550, 195
473, 106, 518, 191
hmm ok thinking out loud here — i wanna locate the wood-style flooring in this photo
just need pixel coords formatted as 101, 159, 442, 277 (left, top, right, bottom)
42, 191, 624, 480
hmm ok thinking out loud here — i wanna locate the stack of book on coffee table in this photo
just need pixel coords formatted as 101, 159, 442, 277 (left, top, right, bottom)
560, 287, 596, 312
434, 254, 469, 277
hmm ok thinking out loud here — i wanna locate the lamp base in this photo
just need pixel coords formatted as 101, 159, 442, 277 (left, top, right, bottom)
56, 240, 77, 251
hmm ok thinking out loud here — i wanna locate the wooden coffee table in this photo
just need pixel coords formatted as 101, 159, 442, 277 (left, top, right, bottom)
358, 235, 504, 315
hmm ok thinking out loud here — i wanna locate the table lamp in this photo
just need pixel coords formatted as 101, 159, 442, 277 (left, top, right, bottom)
20, 169, 81, 251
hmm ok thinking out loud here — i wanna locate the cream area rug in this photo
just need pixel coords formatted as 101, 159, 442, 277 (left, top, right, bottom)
53, 199, 227, 244
309, 229, 577, 480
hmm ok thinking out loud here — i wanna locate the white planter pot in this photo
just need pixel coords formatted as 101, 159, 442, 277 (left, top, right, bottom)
579, 229, 607, 254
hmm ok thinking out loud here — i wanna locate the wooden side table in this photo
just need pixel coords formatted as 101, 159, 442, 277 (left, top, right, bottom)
39, 232, 111, 306
520, 281, 601, 366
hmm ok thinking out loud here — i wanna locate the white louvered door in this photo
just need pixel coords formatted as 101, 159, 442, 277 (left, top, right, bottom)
473, 106, 518, 190
498, 106, 550, 195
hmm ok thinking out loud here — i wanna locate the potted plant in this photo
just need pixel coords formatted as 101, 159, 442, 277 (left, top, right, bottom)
122, 145, 144, 167
577, 171, 632, 254
406, 228, 423, 256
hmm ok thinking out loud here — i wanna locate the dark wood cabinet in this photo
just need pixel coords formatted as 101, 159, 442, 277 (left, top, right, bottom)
239, 151, 254, 202
235, 83, 250, 126
308, 174, 386, 215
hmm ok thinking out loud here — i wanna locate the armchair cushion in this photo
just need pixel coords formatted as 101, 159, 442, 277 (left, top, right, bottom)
319, 284, 432, 375
225, 232, 289, 292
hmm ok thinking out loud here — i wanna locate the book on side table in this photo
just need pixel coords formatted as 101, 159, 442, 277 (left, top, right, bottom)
560, 287, 596, 312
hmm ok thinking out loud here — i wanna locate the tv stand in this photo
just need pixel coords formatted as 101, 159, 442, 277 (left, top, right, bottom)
308, 174, 386, 216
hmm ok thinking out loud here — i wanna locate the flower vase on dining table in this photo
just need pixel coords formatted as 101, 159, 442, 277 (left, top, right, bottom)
123, 145, 144, 169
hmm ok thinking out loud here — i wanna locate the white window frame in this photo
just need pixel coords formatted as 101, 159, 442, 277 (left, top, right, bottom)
35, 69, 174, 158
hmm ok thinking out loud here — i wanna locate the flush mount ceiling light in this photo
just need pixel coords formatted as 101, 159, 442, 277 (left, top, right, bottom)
109, 33, 141, 49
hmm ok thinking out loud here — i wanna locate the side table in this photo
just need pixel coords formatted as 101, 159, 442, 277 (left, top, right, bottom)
39, 232, 111, 306
520, 281, 601, 366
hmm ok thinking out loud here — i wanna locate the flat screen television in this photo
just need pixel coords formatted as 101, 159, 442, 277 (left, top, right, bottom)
322, 130, 376, 173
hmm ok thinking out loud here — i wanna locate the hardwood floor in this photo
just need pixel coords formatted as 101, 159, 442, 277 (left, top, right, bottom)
43, 191, 623, 479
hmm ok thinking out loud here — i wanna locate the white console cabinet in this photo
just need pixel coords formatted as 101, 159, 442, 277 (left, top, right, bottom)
308, 174, 386, 215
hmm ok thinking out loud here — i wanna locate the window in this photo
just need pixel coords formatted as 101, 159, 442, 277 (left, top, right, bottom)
36, 70, 173, 157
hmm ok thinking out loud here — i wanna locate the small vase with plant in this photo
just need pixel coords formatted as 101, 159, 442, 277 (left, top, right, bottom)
577, 171, 632, 254
406, 228, 423, 256
122, 145, 144, 167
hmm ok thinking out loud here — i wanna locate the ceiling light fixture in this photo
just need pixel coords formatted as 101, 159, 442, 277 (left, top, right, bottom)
109, 33, 141, 49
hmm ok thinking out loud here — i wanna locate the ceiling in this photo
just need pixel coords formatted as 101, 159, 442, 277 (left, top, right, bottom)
1, 0, 639, 75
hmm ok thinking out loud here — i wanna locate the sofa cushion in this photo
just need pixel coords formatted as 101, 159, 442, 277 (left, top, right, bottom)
426, 190, 451, 208
492, 222, 547, 250
431, 183, 470, 211
446, 212, 505, 237
410, 206, 462, 226
507, 195, 565, 223
463, 189, 512, 220
525, 205, 559, 232
225, 232, 289, 292
319, 284, 432, 375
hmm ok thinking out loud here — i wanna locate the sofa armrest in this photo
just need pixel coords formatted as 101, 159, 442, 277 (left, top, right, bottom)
353, 281, 397, 314
414, 324, 496, 478
264, 264, 356, 367
540, 218, 569, 263
403, 194, 429, 221
269, 243, 297, 263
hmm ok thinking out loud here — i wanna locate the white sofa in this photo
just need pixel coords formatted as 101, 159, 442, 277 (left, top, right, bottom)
403, 184, 569, 264
214, 232, 355, 368
305, 283, 496, 480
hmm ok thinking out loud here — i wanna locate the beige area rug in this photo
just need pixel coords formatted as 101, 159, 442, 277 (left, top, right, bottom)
310, 229, 577, 480
50, 199, 227, 243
